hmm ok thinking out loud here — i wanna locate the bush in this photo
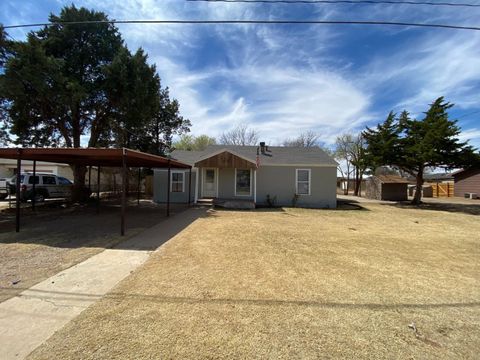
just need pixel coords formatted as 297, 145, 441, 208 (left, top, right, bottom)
266, 194, 277, 207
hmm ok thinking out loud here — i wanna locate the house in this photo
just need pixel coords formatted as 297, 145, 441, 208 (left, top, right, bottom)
453, 168, 480, 198
365, 175, 409, 201
153, 143, 338, 208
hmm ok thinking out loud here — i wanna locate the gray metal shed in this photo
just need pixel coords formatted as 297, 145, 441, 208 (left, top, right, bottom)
366, 175, 409, 201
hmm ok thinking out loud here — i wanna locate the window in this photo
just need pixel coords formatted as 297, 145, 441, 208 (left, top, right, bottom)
235, 169, 251, 196
28, 176, 39, 185
58, 177, 72, 185
42, 176, 56, 185
296, 169, 311, 195
171, 171, 184, 192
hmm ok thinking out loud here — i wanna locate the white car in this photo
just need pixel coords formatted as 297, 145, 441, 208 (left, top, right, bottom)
8, 173, 73, 202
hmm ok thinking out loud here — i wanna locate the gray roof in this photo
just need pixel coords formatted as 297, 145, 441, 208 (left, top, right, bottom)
423, 173, 454, 181
171, 145, 337, 166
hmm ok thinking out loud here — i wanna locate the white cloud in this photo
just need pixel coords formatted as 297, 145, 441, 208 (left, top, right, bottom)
6, 0, 480, 149
458, 128, 480, 148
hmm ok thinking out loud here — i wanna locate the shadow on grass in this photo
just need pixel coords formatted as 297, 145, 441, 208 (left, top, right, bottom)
3, 287, 479, 311
0, 201, 210, 251
381, 201, 480, 216
336, 198, 370, 211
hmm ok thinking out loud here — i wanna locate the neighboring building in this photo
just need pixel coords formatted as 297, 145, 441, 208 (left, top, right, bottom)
0, 159, 74, 179
154, 144, 338, 208
365, 175, 409, 201
453, 168, 480, 198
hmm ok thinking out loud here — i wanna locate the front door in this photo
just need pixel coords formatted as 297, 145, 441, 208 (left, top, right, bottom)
202, 168, 217, 198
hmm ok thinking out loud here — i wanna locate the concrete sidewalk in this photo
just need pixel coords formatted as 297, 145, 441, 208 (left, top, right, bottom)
0, 207, 207, 360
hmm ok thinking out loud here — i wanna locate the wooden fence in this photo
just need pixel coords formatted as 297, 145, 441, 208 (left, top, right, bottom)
431, 183, 454, 198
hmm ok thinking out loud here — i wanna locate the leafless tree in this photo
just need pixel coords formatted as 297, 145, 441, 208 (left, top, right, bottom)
219, 124, 259, 146
335, 134, 354, 195
335, 133, 368, 196
283, 131, 319, 147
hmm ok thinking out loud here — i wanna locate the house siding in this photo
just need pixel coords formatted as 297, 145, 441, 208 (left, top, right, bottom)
218, 168, 254, 200
454, 169, 480, 197
256, 166, 337, 208
153, 169, 195, 203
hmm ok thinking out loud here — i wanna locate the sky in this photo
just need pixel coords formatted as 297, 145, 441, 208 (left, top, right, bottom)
1, 0, 480, 149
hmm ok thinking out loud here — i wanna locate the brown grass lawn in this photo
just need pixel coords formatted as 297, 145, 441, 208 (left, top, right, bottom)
29, 203, 480, 359
0, 201, 184, 303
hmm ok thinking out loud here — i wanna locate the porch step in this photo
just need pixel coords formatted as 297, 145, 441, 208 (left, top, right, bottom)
197, 198, 214, 205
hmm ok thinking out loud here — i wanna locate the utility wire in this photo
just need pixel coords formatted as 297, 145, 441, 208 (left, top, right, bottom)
186, 0, 480, 8
3, 19, 480, 31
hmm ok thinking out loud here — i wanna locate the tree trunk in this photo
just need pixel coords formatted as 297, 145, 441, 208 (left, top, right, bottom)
357, 170, 364, 197
72, 164, 88, 203
344, 165, 350, 195
412, 170, 424, 205
353, 167, 360, 196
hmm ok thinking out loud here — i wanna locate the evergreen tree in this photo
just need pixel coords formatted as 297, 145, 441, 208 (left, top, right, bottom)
364, 97, 478, 204
0, 6, 190, 200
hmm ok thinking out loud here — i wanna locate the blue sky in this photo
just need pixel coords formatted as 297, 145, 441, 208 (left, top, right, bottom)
2, 0, 480, 148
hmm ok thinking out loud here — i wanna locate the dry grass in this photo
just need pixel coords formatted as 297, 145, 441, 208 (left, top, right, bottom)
0, 200, 184, 302
29, 203, 480, 359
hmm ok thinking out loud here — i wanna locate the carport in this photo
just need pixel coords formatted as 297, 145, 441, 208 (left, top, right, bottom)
0, 147, 191, 235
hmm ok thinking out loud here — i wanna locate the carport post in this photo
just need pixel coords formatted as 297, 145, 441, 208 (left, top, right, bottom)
96, 166, 101, 214
121, 149, 127, 236
88, 166, 92, 191
15, 148, 22, 232
32, 160, 36, 211
188, 167, 192, 205
167, 160, 171, 217
137, 168, 141, 205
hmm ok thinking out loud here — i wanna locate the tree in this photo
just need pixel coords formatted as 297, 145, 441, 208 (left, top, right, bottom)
0, 26, 11, 146
104, 51, 191, 155
0, 6, 191, 200
334, 134, 354, 195
364, 97, 477, 204
349, 134, 368, 196
174, 134, 216, 151
1, 6, 124, 199
334, 133, 368, 196
220, 124, 259, 146
283, 131, 319, 147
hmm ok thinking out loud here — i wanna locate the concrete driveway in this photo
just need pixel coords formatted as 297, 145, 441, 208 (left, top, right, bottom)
0, 207, 207, 360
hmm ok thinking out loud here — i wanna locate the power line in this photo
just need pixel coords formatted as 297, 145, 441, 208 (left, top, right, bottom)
3, 19, 480, 31
187, 0, 480, 8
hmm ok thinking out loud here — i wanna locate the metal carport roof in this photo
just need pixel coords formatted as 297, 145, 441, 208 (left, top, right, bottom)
0, 147, 190, 168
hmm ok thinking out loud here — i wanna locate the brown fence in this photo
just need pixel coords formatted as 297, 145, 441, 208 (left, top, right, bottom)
431, 183, 454, 197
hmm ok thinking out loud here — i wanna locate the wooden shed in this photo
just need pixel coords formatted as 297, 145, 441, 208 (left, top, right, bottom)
453, 168, 480, 198
366, 175, 409, 201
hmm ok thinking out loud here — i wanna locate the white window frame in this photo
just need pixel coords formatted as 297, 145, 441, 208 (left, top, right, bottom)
234, 168, 252, 197
170, 171, 185, 193
295, 169, 311, 196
